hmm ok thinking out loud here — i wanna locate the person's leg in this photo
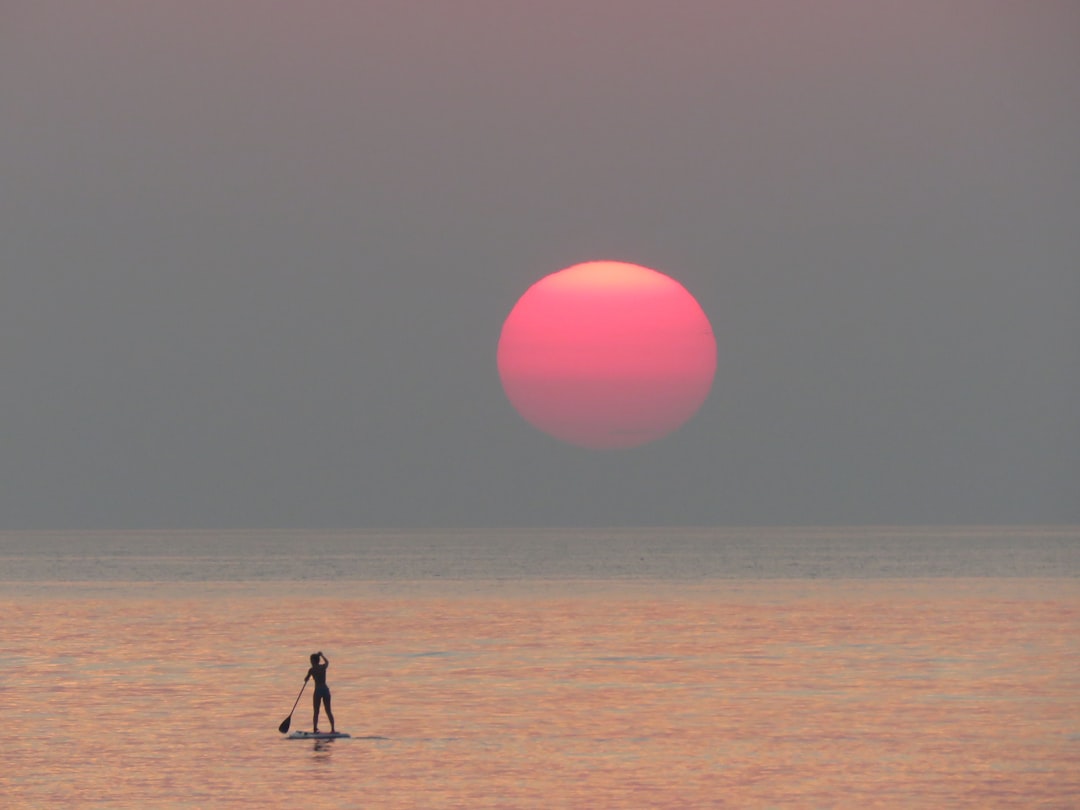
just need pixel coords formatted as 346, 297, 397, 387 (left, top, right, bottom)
324, 694, 335, 733
312, 693, 322, 732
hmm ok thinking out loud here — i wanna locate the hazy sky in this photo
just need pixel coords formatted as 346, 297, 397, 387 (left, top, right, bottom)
3, 2, 1077, 529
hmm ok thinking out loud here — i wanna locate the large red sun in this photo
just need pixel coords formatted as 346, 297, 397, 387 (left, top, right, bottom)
497, 260, 716, 449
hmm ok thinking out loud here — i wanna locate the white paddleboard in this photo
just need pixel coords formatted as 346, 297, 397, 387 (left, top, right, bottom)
287, 730, 352, 740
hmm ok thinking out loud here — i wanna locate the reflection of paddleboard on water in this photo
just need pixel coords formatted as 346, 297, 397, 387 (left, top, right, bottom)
287, 730, 352, 740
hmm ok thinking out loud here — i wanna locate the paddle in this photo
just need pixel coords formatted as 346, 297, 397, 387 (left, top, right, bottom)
278, 680, 307, 734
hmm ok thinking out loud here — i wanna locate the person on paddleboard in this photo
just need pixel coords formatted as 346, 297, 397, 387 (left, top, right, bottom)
305, 651, 335, 733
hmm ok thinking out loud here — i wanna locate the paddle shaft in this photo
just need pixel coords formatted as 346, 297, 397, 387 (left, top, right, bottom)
278, 679, 308, 733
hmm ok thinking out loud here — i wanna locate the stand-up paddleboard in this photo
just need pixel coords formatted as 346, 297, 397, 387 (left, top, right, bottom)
287, 730, 351, 740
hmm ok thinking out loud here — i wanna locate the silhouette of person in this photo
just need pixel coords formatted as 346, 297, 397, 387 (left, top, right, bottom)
305, 651, 335, 733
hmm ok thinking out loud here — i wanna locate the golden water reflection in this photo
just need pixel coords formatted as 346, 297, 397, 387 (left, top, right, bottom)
1, 579, 1076, 807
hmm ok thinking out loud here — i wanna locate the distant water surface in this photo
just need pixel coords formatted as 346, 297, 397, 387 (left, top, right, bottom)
1, 525, 1076, 581
1, 527, 1076, 808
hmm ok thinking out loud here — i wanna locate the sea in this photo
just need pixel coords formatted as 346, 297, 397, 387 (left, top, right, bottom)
1, 526, 1077, 809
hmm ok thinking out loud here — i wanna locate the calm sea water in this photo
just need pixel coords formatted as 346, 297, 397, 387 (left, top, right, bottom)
2, 527, 1077, 808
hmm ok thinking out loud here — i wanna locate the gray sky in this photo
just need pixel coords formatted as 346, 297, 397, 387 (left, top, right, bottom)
2, 1, 1077, 529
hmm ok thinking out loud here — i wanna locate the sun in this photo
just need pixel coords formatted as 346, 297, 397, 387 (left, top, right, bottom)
497, 260, 716, 449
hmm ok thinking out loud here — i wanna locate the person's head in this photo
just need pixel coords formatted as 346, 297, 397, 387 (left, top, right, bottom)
310, 653, 320, 666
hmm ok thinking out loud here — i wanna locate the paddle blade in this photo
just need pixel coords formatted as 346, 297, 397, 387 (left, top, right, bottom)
278, 715, 292, 734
